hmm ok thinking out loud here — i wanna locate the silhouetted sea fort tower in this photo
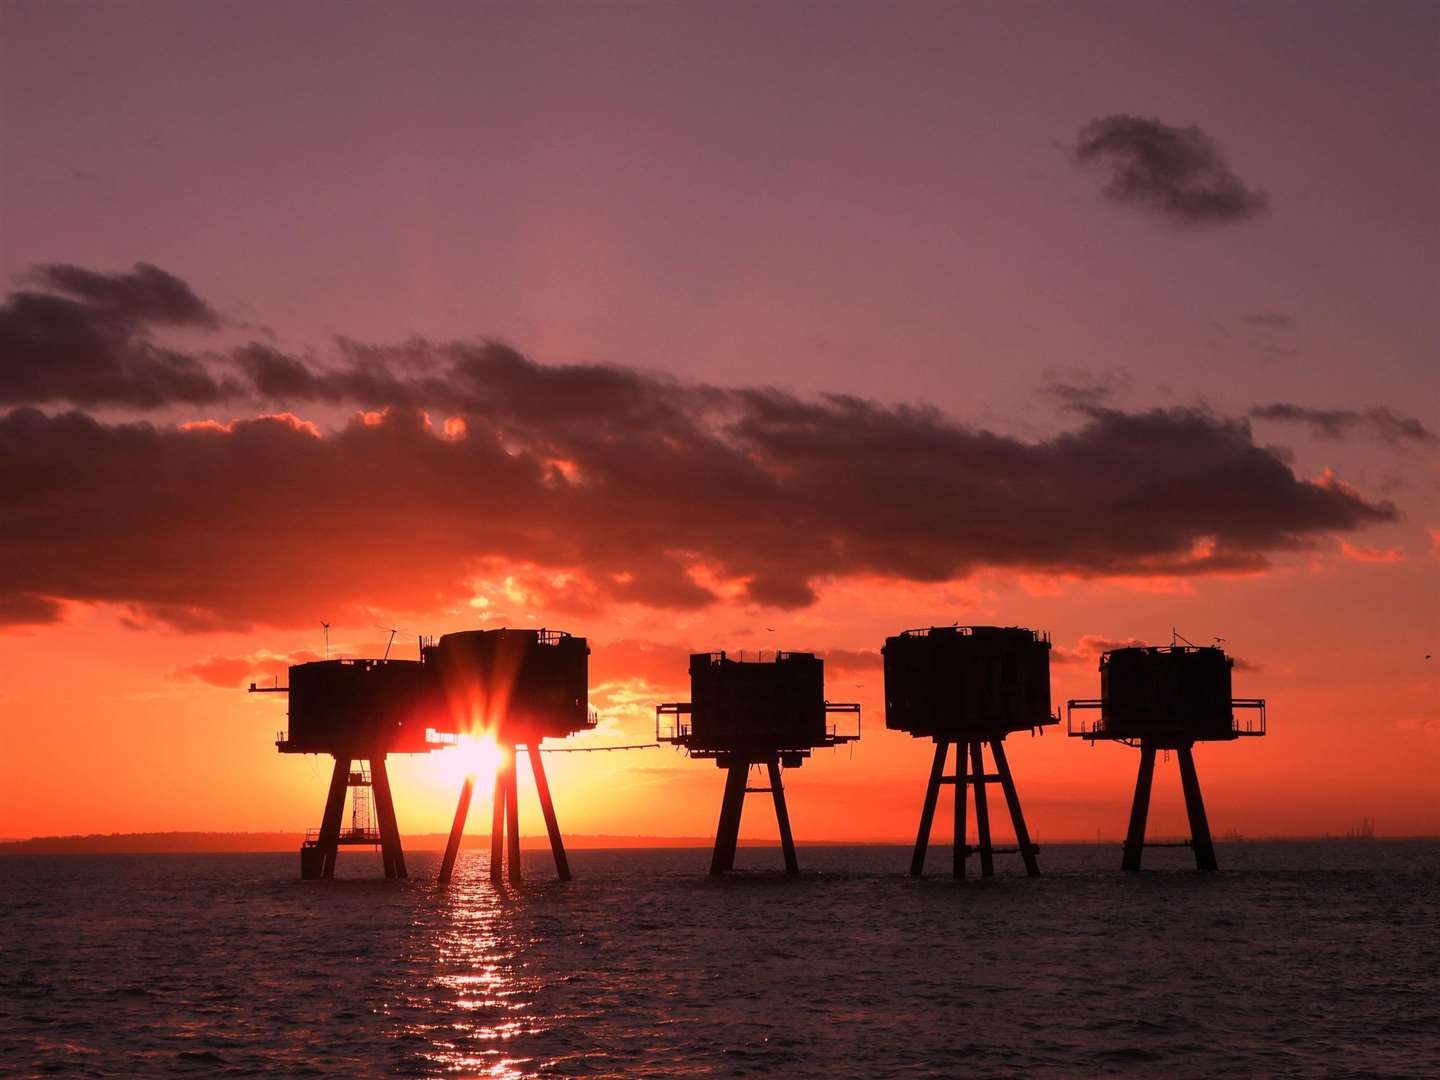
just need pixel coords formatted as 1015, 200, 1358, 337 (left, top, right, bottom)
883, 626, 1056, 879
428, 628, 592, 886
1066, 644, 1265, 871
657, 651, 859, 875
256, 627, 591, 883
260, 657, 435, 880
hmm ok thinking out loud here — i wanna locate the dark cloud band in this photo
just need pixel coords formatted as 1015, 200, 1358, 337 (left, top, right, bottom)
0, 264, 1400, 628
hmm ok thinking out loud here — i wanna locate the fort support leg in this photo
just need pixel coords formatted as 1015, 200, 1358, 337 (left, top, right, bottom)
991, 738, 1040, 878
767, 760, 799, 877
911, 740, 948, 877
1123, 743, 1157, 872
710, 761, 748, 876
969, 741, 995, 878
316, 756, 350, 879
371, 754, 406, 880
438, 774, 475, 885
505, 751, 522, 885
1177, 744, 1218, 872
528, 744, 571, 882
952, 743, 969, 880
490, 768, 505, 884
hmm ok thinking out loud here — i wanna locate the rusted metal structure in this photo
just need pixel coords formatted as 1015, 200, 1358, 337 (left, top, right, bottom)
254, 627, 592, 883
1067, 644, 1265, 871
657, 651, 859, 876
883, 626, 1056, 879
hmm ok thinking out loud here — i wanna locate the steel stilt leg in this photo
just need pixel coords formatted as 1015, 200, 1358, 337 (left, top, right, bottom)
1177, 743, 1218, 872
768, 760, 799, 876
953, 743, 969, 880
970, 741, 995, 878
1123, 743, 1157, 872
710, 762, 748, 875
316, 756, 350, 879
490, 769, 505, 884
528, 744, 571, 881
991, 738, 1040, 877
505, 754, 522, 884
370, 754, 406, 879
438, 774, 475, 885
911, 740, 948, 877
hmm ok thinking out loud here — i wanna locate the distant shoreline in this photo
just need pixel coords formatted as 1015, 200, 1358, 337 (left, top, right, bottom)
2, 831, 1432, 855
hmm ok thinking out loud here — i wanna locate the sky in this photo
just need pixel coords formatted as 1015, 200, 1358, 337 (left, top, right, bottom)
2, 1, 1437, 845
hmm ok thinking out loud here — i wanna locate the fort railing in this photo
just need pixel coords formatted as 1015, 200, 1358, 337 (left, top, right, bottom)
1066, 699, 1267, 739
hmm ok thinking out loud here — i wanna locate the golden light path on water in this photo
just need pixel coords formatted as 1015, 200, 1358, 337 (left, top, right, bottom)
415, 864, 543, 1079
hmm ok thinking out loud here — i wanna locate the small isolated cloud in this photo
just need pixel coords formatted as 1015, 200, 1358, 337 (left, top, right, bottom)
1052, 634, 1148, 665
1039, 368, 1129, 410
1251, 403, 1436, 445
173, 649, 322, 688
1055, 633, 1260, 671
1241, 311, 1295, 330
1073, 114, 1268, 225
1338, 540, 1406, 565
815, 648, 883, 674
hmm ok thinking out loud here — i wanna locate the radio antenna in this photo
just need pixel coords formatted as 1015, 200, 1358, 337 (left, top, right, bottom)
375, 624, 403, 660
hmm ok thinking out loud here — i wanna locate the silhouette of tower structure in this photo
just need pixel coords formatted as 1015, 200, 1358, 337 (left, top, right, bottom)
259, 657, 435, 880
658, 651, 859, 876
1067, 645, 1265, 871
883, 626, 1056, 879
430, 628, 592, 886
256, 627, 592, 882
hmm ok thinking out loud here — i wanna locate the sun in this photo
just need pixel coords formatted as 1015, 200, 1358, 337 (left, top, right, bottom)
433, 731, 505, 794
458, 732, 503, 789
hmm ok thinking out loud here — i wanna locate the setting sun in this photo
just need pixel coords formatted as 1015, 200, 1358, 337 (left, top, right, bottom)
434, 733, 505, 796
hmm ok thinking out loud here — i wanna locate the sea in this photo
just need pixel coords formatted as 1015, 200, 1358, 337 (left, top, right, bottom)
2, 841, 1437, 1078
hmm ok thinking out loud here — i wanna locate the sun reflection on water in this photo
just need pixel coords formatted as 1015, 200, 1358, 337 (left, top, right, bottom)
399, 863, 548, 1079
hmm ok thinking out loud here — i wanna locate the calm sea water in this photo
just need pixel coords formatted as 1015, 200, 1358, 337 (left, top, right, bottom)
2, 841, 1437, 1078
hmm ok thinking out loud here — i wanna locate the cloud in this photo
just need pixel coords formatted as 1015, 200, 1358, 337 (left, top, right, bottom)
0, 395, 1397, 630
30, 263, 219, 329
1038, 369, 1128, 410
0, 262, 235, 407
1052, 634, 1147, 665
1073, 115, 1268, 225
173, 649, 322, 688
1250, 403, 1436, 444
815, 648, 883, 674
1055, 633, 1260, 672
1338, 540, 1406, 564
0, 265, 1403, 630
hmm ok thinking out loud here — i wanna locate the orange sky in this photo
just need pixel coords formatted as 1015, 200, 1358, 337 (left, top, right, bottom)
4, 544, 1436, 844
3, 4, 1437, 845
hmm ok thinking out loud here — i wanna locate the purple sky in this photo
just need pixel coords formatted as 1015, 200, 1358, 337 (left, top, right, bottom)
2, 2, 1438, 838
4, 1, 1435, 426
